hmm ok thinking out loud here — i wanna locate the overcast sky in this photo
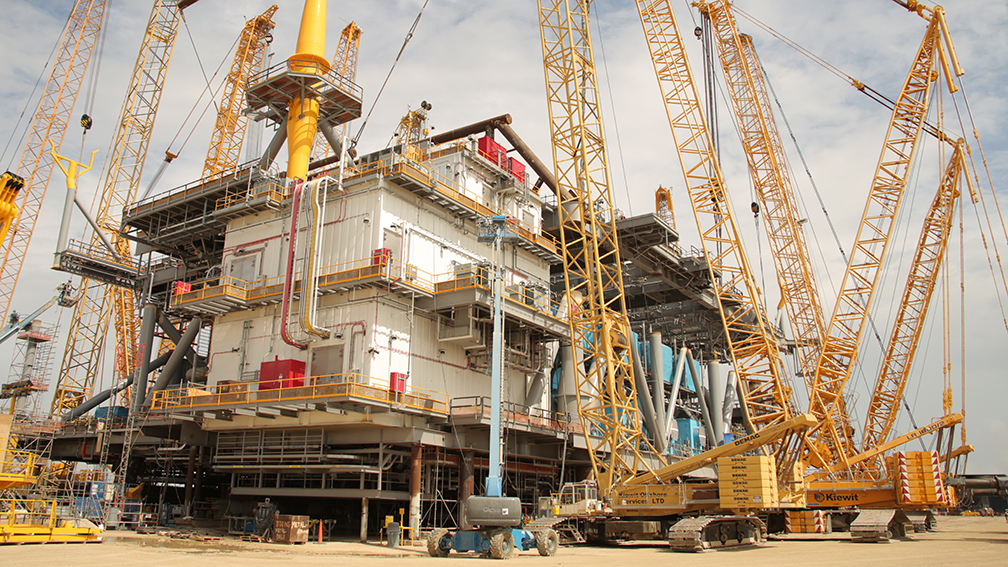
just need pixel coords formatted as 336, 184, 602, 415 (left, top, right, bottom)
0, 0, 1005, 475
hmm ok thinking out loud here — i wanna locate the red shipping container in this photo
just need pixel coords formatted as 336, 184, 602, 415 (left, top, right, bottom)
508, 157, 525, 181
477, 136, 507, 168
260, 356, 306, 390
372, 247, 391, 266
389, 372, 407, 393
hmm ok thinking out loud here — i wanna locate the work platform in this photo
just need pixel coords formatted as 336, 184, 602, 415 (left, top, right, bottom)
244, 58, 363, 126
149, 373, 449, 423
616, 214, 719, 311
55, 238, 142, 290
123, 163, 287, 262
450, 396, 574, 440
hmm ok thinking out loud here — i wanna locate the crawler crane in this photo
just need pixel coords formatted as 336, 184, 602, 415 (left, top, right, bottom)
536, 0, 816, 551
691, 1, 971, 540
806, 1, 964, 472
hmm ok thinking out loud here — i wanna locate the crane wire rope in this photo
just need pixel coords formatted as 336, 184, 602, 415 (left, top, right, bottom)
180, 11, 220, 116
163, 16, 239, 156
745, 24, 957, 442
591, 1, 635, 216
352, 0, 429, 148
952, 78, 1008, 340
957, 165, 966, 443
80, 2, 110, 137
129, 25, 236, 205
1, 8, 71, 169
755, 58, 846, 287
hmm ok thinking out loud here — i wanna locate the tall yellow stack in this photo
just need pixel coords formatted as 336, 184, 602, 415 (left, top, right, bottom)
718, 455, 778, 509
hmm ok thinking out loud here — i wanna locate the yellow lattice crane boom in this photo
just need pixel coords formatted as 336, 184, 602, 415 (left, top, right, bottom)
633, 0, 801, 473
52, 0, 197, 417
807, 5, 962, 470
202, 5, 277, 181
310, 21, 362, 163
539, 0, 658, 494
859, 140, 968, 471
0, 0, 106, 322
696, 1, 827, 394
537, 3, 823, 549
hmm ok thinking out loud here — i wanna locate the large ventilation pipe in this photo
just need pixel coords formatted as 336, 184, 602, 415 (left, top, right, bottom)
665, 346, 687, 446
523, 370, 547, 408
65, 377, 133, 422
157, 313, 198, 361
722, 370, 737, 428
65, 349, 175, 421
648, 332, 666, 443
427, 114, 513, 146
144, 315, 202, 406
686, 350, 716, 448
707, 361, 724, 445
132, 303, 159, 413
496, 123, 563, 199
259, 117, 288, 171
632, 338, 664, 453
557, 343, 577, 418
318, 120, 355, 170
425, 113, 567, 200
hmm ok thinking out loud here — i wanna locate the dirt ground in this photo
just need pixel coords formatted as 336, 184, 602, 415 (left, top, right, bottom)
3, 516, 1006, 567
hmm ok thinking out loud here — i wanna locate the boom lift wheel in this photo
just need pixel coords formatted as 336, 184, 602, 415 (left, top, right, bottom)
536, 529, 558, 556
489, 529, 514, 560
427, 528, 450, 557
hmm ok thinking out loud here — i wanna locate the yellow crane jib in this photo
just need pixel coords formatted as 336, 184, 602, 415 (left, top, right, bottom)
807, 412, 964, 483
624, 413, 818, 487
0, 172, 25, 247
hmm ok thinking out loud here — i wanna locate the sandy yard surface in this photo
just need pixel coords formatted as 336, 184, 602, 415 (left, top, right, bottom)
3, 516, 1006, 567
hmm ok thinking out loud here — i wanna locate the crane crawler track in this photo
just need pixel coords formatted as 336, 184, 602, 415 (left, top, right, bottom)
667, 515, 766, 552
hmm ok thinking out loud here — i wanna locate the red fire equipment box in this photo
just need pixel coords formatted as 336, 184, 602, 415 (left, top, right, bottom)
173, 281, 191, 295
260, 356, 306, 390
478, 136, 507, 168
372, 247, 392, 266
389, 372, 407, 393
508, 157, 525, 181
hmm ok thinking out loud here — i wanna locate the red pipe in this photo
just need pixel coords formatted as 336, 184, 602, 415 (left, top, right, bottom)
281, 181, 308, 350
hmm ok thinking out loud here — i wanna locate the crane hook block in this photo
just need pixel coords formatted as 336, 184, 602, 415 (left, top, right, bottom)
80, 114, 93, 131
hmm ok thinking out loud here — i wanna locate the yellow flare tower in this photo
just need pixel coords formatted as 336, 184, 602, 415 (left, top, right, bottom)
245, 0, 362, 182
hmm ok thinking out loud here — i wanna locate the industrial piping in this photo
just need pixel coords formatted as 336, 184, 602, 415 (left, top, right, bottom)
65, 349, 174, 421
281, 182, 308, 349
632, 339, 664, 453
144, 315, 202, 406
425, 113, 566, 200
665, 346, 687, 445
686, 349, 717, 448
648, 332, 666, 445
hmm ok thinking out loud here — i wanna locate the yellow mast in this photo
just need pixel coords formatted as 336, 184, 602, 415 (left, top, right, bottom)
286, 0, 331, 181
